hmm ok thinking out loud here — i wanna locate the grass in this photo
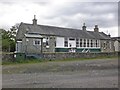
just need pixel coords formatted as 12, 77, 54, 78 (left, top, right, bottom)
54, 56, 118, 63
2, 56, 118, 65
2, 59, 43, 65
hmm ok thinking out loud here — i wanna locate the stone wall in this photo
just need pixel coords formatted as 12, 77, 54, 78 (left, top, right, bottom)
42, 52, 118, 60
2, 53, 14, 62
2, 52, 119, 62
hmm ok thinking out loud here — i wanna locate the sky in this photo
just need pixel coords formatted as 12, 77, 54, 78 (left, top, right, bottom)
0, 0, 119, 37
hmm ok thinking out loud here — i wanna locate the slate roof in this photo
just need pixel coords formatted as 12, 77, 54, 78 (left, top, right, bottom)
16, 22, 111, 40
111, 37, 120, 42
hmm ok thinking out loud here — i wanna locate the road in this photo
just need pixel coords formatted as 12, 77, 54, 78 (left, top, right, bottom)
2, 58, 118, 88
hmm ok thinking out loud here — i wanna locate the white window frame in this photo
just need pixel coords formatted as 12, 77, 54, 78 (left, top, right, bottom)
76, 38, 79, 47
80, 39, 82, 47
64, 37, 68, 47
87, 39, 89, 47
33, 39, 41, 45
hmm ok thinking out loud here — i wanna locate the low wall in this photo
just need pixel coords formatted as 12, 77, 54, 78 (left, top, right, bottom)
42, 52, 118, 60
2, 52, 119, 62
2, 53, 14, 63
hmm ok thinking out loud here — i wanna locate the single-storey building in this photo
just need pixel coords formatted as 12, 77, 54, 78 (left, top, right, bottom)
16, 15, 115, 55
112, 37, 120, 52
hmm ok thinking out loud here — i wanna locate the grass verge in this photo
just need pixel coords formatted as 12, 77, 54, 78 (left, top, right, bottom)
2, 56, 118, 65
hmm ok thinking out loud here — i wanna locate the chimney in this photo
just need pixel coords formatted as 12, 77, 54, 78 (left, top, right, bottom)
32, 15, 37, 25
108, 33, 111, 37
94, 25, 99, 32
82, 23, 86, 31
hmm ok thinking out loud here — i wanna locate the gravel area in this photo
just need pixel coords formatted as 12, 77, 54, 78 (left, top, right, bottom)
2, 58, 118, 88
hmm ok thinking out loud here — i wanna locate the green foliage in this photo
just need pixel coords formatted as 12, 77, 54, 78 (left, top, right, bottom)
2, 39, 10, 51
1, 27, 17, 52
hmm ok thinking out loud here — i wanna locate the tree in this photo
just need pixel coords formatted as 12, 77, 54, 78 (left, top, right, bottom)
1, 29, 12, 52
9, 26, 17, 41
1, 23, 19, 52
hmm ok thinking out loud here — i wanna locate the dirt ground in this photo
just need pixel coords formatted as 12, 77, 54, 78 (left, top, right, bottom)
2, 58, 118, 88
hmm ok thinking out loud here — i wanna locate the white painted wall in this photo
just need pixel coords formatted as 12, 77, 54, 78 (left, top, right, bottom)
56, 37, 64, 48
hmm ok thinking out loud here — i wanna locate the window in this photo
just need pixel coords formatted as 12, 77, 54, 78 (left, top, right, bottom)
69, 38, 75, 40
80, 39, 82, 47
69, 43, 72, 47
46, 37, 49, 46
96, 40, 98, 47
97, 40, 100, 47
106, 41, 109, 49
87, 39, 89, 47
110, 41, 112, 49
35, 40, 40, 45
64, 38, 68, 47
34, 39, 41, 45
76, 38, 79, 47
103, 42, 106, 49
83, 39, 86, 47
43, 38, 46, 43
55, 41, 56, 47
91, 40, 93, 47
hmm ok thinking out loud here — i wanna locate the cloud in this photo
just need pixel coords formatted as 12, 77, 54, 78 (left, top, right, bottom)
43, 2, 118, 27
0, 1, 118, 37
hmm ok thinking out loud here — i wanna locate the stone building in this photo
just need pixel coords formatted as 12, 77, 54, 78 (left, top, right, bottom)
112, 37, 120, 52
16, 16, 115, 55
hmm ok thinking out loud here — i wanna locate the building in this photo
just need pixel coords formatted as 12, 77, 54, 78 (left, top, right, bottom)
16, 15, 115, 55
112, 37, 120, 52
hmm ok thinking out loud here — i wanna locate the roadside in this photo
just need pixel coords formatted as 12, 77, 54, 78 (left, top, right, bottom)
2, 56, 118, 65
2, 57, 118, 74
2, 58, 118, 88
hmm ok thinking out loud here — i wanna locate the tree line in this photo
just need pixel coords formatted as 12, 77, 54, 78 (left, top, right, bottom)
1, 24, 19, 52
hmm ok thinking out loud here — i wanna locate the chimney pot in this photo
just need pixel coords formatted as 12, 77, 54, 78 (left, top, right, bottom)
82, 23, 86, 31
33, 15, 37, 25
108, 33, 111, 37
94, 25, 99, 32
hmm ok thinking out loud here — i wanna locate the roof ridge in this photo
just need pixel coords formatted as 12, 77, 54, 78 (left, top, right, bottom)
22, 22, 93, 32
21, 22, 105, 34
18, 22, 110, 39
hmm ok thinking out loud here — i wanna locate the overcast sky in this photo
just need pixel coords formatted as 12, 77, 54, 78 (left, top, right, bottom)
0, 0, 119, 37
